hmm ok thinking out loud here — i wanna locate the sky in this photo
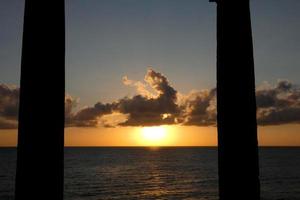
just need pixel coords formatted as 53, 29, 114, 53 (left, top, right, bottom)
0, 0, 300, 146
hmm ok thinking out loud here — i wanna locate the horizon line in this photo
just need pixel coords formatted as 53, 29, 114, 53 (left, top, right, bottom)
1, 145, 300, 148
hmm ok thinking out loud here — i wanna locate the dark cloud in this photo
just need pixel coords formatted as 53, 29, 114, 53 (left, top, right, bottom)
256, 80, 300, 125
179, 89, 217, 126
117, 95, 178, 126
0, 84, 19, 129
0, 117, 18, 129
0, 84, 19, 119
118, 69, 179, 126
70, 102, 115, 127
68, 69, 180, 127
256, 90, 277, 108
64, 94, 77, 125
179, 80, 300, 126
1, 73, 300, 129
257, 107, 300, 125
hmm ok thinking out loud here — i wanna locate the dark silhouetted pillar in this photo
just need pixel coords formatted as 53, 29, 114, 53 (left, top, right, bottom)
15, 1, 65, 200
210, 0, 260, 199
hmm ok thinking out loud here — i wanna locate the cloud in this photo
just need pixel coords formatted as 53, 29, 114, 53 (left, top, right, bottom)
68, 68, 180, 127
256, 80, 300, 125
64, 94, 78, 125
67, 77, 300, 127
117, 69, 179, 126
1, 71, 300, 129
0, 117, 18, 129
70, 102, 116, 127
122, 76, 154, 98
0, 84, 19, 129
178, 89, 217, 126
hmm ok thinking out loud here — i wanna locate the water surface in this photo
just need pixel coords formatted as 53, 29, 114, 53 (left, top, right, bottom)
0, 147, 299, 200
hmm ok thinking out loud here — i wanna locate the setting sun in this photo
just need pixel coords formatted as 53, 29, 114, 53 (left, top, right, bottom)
140, 126, 168, 146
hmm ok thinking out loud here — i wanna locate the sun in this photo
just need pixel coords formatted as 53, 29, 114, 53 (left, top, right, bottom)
140, 126, 167, 146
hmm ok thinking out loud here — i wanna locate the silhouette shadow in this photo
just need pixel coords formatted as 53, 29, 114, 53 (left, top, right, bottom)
15, 1, 65, 200
210, 0, 260, 199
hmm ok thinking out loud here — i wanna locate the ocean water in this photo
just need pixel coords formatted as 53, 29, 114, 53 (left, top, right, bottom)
0, 147, 299, 200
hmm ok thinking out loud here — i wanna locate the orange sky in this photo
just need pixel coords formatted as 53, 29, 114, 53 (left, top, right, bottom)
0, 124, 299, 147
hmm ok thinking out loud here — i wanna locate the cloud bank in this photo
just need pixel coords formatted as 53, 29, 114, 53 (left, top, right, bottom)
1, 69, 300, 129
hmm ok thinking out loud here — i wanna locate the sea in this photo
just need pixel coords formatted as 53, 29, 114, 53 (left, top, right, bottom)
0, 147, 299, 200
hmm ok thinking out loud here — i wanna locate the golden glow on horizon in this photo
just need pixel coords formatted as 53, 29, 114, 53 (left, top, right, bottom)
141, 126, 167, 146
0, 124, 300, 147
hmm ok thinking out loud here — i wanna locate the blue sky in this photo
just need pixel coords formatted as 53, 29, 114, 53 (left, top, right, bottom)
0, 0, 299, 107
